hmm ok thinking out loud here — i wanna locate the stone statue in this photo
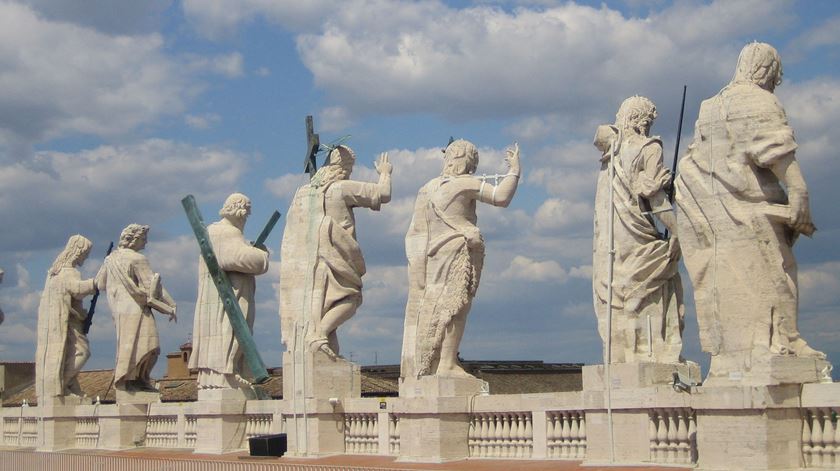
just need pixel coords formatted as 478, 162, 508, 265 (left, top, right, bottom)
675, 42, 827, 383
189, 193, 269, 392
35, 235, 96, 401
279, 146, 392, 358
401, 140, 520, 381
592, 96, 684, 364
96, 224, 177, 393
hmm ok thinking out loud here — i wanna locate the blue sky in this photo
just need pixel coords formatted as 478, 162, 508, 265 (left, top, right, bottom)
0, 0, 838, 380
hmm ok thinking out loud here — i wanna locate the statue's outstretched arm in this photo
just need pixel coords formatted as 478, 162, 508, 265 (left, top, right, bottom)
477, 143, 520, 208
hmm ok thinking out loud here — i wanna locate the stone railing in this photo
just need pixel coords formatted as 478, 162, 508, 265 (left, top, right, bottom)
2, 380, 839, 470
801, 384, 840, 469
468, 412, 534, 458
546, 410, 586, 459
145, 415, 178, 448
648, 407, 696, 465
344, 413, 379, 454
74, 416, 99, 449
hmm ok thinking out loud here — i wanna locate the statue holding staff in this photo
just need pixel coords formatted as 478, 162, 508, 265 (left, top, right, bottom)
35, 235, 96, 400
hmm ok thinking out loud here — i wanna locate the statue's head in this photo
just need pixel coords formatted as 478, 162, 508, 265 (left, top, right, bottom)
48, 235, 92, 276
312, 145, 355, 190
616, 95, 657, 136
733, 42, 782, 92
442, 139, 479, 177
118, 224, 149, 250
219, 193, 251, 221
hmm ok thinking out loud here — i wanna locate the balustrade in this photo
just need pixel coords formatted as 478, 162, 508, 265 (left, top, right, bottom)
184, 415, 197, 448
802, 407, 839, 468
388, 414, 400, 455
545, 410, 586, 459
344, 413, 378, 454
74, 417, 99, 448
469, 412, 533, 458
648, 408, 695, 465
145, 415, 178, 448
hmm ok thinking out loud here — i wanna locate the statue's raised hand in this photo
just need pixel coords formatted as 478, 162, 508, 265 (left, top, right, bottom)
374, 152, 392, 175
505, 142, 520, 175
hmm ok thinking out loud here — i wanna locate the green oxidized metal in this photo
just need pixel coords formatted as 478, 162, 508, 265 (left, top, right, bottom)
181, 194, 270, 384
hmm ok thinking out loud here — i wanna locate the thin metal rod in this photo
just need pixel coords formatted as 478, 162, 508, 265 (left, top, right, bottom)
605, 133, 619, 463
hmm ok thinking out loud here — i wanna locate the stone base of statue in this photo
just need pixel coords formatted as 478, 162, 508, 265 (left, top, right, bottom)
393, 374, 488, 463
399, 374, 488, 399
192, 393, 248, 454
35, 397, 86, 451
281, 349, 360, 457
582, 361, 701, 390
282, 349, 361, 402
98, 403, 153, 450
692, 383, 806, 470
582, 361, 698, 465
395, 395, 473, 463
115, 388, 161, 404
702, 354, 832, 387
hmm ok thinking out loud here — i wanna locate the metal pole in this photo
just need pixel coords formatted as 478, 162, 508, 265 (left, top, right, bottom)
605, 132, 619, 463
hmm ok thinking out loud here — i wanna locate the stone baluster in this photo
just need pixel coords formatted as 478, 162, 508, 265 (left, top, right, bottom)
570, 412, 581, 459
524, 413, 533, 458
667, 410, 678, 463
802, 410, 813, 467
578, 412, 587, 459
813, 409, 825, 467
391, 416, 400, 455
676, 409, 689, 463
834, 409, 840, 469
546, 413, 556, 458
656, 409, 668, 462
560, 412, 571, 458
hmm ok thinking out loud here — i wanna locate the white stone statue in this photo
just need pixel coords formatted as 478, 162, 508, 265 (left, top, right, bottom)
35, 235, 97, 400
401, 140, 520, 380
189, 193, 269, 391
96, 224, 177, 393
592, 96, 684, 364
675, 42, 826, 382
279, 146, 392, 358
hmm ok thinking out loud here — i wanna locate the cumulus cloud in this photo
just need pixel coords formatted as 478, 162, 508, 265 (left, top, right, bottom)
185, 113, 222, 130
533, 198, 592, 233
501, 255, 567, 282
0, 2, 192, 161
20, 0, 169, 35
183, 0, 337, 38
186, 52, 245, 78
0, 139, 250, 253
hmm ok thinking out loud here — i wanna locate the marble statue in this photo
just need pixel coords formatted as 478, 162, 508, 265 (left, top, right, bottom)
189, 193, 269, 391
279, 146, 392, 358
675, 42, 826, 382
592, 96, 684, 364
401, 140, 520, 380
96, 224, 177, 393
35, 235, 96, 400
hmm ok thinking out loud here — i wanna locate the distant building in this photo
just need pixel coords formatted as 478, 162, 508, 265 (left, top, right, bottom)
2, 346, 583, 406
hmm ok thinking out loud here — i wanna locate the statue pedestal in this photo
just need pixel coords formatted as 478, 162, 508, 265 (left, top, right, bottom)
582, 362, 698, 465
582, 361, 701, 390
394, 375, 487, 463
98, 403, 151, 450
36, 397, 87, 451
193, 388, 249, 454
115, 389, 160, 404
399, 374, 488, 398
703, 354, 832, 387
282, 349, 361, 457
693, 384, 804, 470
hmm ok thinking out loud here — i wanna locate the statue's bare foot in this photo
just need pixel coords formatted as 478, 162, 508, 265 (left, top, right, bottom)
796, 344, 827, 360
309, 338, 338, 360
437, 363, 474, 378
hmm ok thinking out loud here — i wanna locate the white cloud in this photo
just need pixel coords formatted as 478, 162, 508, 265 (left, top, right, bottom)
182, 0, 338, 38
0, 2, 191, 160
185, 113, 222, 130
533, 198, 592, 233
501, 255, 567, 283
21, 0, 169, 35
0, 139, 249, 253
318, 106, 355, 133
187, 52, 245, 78
800, 261, 840, 309
780, 78, 840, 166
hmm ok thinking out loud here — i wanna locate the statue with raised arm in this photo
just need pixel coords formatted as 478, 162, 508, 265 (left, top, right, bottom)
400, 140, 520, 382
592, 96, 685, 364
279, 145, 392, 359
189, 193, 269, 393
96, 224, 177, 393
675, 42, 827, 384
35, 236, 96, 401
